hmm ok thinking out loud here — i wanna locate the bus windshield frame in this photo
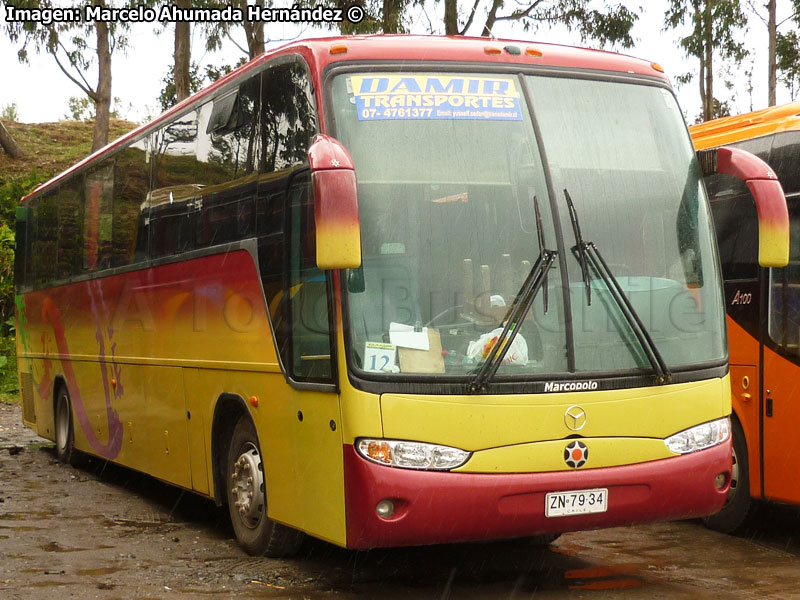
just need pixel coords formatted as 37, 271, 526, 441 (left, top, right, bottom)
325, 64, 728, 393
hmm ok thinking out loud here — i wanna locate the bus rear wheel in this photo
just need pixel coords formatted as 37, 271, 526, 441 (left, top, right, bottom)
703, 417, 753, 534
226, 415, 304, 557
54, 386, 81, 466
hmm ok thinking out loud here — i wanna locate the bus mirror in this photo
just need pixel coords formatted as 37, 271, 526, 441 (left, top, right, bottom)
308, 134, 362, 270
697, 146, 789, 267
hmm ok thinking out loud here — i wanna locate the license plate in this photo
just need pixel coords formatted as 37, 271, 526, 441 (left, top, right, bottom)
545, 488, 608, 517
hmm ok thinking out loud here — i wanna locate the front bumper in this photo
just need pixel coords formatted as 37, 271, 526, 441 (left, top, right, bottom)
343, 438, 731, 549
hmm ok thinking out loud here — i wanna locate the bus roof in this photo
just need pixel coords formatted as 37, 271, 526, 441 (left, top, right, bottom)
21, 34, 667, 204
689, 101, 800, 150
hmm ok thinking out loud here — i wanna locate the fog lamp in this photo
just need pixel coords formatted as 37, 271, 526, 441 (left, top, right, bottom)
714, 473, 728, 490
376, 499, 394, 519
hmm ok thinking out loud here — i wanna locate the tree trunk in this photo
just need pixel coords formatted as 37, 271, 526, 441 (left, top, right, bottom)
0, 120, 24, 159
768, 0, 777, 106
482, 0, 504, 37
702, 0, 713, 121
444, 0, 459, 35
241, 0, 265, 59
174, 0, 191, 103
92, 12, 112, 153
383, 0, 401, 32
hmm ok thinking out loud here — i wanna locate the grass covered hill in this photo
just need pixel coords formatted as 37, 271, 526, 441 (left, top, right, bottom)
0, 119, 139, 180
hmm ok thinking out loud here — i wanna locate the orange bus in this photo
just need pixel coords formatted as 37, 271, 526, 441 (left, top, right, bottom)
692, 103, 800, 532
14, 36, 789, 557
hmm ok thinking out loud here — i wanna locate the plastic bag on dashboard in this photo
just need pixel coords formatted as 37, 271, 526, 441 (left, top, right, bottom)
466, 327, 528, 366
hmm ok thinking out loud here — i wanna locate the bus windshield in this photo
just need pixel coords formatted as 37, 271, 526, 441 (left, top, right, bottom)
331, 71, 726, 380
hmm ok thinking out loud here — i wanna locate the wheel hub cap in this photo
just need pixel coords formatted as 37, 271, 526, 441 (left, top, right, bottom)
230, 443, 264, 528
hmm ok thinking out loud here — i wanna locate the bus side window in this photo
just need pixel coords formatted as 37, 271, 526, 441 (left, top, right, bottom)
149, 114, 200, 258
252, 58, 325, 382
196, 75, 261, 248
30, 194, 58, 286
56, 179, 83, 279
84, 161, 114, 271
113, 139, 150, 266
769, 198, 800, 354
286, 172, 333, 382
15, 205, 29, 289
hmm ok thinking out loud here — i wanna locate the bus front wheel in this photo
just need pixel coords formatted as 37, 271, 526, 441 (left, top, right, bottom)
703, 417, 753, 534
54, 386, 80, 466
226, 415, 304, 557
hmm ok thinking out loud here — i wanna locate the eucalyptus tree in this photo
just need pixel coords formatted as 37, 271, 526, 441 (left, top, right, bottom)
4, 0, 128, 152
665, 0, 748, 122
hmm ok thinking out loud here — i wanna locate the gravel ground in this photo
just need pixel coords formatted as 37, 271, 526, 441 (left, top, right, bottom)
4, 400, 800, 599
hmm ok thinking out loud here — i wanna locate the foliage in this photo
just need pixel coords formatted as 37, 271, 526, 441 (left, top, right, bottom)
64, 96, 94, 121
201, 0, 270, 59
310, 0, 637, 45
0, 170, 51, 392
205, 58, 248, 83
0, 225, 14, 334
664, 0, 748, 121
480, 0, 638, 46
777, 29, 800, 99
0, 334, 17, 395
158, 62, 204, 111
0, 171, 49, 229
63, 95, 131, 122
155, 59, 247, 113
1, 103, 19, 122
693, 97, 732, 123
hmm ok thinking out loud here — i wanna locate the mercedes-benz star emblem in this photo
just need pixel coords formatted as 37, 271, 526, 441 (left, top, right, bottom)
564, 405, 587, 431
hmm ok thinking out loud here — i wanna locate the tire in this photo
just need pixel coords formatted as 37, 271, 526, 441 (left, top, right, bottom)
54, 386, 81, 466
226, 415, 304, 557
703, 417, 753, 534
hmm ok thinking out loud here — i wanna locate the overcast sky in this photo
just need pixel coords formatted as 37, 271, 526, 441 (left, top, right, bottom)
0, 1, 793, 127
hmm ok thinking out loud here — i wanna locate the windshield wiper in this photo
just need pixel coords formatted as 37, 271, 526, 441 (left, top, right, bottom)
534, 196, 549, 314
469, 198, 556, 393
565, 189, 592, 306
564, 189, 672, 385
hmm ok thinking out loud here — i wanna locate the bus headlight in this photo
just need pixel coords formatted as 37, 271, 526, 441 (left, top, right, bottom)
664, 418, 730, 454
356, 439, 471, 470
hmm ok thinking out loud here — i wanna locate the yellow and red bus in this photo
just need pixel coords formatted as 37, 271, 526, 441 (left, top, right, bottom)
691, 103, 800, 532
14, 36, 789, 557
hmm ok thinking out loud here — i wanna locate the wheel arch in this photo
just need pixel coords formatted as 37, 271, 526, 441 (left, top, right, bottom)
52, 374, 68, 420
728, 407, 757, 497
210, 393, 252, 507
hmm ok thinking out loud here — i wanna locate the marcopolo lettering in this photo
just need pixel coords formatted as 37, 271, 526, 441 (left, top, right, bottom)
543, 381, 599, 393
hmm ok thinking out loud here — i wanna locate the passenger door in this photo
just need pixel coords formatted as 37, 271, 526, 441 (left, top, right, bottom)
762, 196, 800, 504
